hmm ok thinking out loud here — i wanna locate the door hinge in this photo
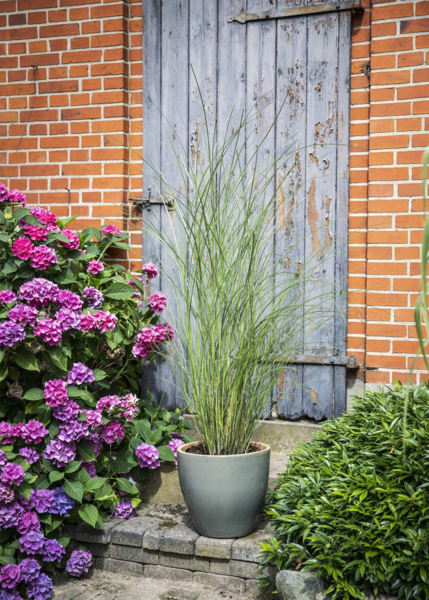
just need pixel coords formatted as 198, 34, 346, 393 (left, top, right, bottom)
293, 354, 357, 368
228, 0, 362, 24
132, 188, 174, 211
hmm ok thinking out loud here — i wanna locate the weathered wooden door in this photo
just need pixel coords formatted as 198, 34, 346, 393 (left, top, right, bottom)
142, 0, 356, 420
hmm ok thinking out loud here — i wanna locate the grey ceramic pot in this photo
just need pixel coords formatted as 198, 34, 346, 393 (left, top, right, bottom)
177, 441, 270, 539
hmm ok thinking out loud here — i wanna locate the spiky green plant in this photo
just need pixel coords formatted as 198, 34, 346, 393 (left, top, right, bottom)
143, 105, 340, 456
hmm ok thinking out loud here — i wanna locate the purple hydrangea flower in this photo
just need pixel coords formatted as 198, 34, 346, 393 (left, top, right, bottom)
42, 539, 65, 563
58, 229, 79, 250
18, 448, 39, 465
66, 550, 92, 578
67, 363, 94, 386
0, 484, 14, 504
18, 279, 59, 307
81, 462, 96, 478
167, 437, 185, 465
33, 489, 55, 514
34, 318, 62, 346
99, 420, 125, 445
50, 486, 75, 516
0, 423, 21, 445
147, 291, 167, 314
0, 564, 21, 589
142, 262, 159, 279
26, 573, 52, 600
55, 308, 80, 331
0, 590, 22, 600
19, 558, 41, 584
21, 421, 48, 445
135, 443, 160, 470
82, 287, 103, 309
58, 420, 89, 443
87, 260, 104, 275
57, 290, 83, 312
0, 290, 17, 304
113, 499, 135, 520
44, 440, 76, 468
81, 410, 103, 429
8, 305, 38, 327
12, 237, 34, 261
31, 245, 58, 270
96, 395, 121, 413
86, 433, 102, 457
16, 512, 40, 535
52, 402, 80, 422
0, 321, 26, 347
18, 491, 37, 511
0, 501, 23, 529
1, 463, 25, 486
44, 379, 68, 408
0, 451, 7, 467
19, 530, 45, 555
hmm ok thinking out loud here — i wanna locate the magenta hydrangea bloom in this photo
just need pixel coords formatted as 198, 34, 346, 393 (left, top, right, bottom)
147, 291, 167, 314
99, 420, 125, 444
82, 409, 103, 428
0, 321, 26, 347
102, 225, 121, 237
67, 362, 94, 385
55, 307, 80, 331
26, 573, 52, 600
16, 512, 40, 535
0, 183, 8, 201
80, 310, 117, 334
0, 422, 21, 445
82, 287, 103, 309
0, 290, 17, 304
0, 451, 7, 466
44, 379, 68, 407
42, 539, 65, 563
11, 237, 34, 261
58, 229, 79, 250
87, 260, 104, 275
57, 289, 83, 312
167, 437, 185, 465
34, 318, 62, 346
52, 401, 79, 422
22, 224, 48, 242
7, 189, 27, 206
87, 433, 102, 457
142, 262, 159, 279
113, 499, 135, 519
18, 448, 39, 466
66, 550, 92, 578
96, 395, 121, 413
31, 245, 58, 270
29, 207, 58, 228
58, 420, 89, 443
0, 564, 21, 589
1, 463, 25, 487
18, 279, 59, 307
21, 421, 48, 445
44, 440, 76, 468
8, 304, 38, 327
19, 558, 41, 584
18, 491, 37, 511
0, 484, 14, 504
81, 462, 97, 478
135, 443, 160, 470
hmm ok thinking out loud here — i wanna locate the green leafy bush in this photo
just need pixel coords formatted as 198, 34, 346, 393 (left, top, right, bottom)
261, 383, 429, 600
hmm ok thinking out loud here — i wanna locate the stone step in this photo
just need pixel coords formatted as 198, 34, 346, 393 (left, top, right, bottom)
65, 503, 276, 595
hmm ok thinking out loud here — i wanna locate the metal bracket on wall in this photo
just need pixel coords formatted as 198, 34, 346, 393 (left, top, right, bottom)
293, 354, 357, 368
228, 0, 362, 24
132, 188, 174, 211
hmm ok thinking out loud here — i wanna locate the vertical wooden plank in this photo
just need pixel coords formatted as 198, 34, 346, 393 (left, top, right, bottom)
275, 0, 308, 419
302, 11, 340, 420
142, 0, 162, 403
158, 0, 190, 410
334, 365, 346, 418
302, 364, 334, 421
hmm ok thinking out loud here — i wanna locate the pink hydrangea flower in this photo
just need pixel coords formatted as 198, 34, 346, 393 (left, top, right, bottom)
22, 224, 48, 241
1, 463, 25, 486
0, 290, 17, 304
44, 379, 68, 407
34, 318, 62, 346
29, 207, 58, 229
21, 420, 49, 445
135, 443, 160, 470
7, 189, 27, 205
59, 229, 80, 250
57, 289, 83, 312
80, 311, 117, 334
147, 291, 167, 314
31, 245, 58, 270
168, 437, 185, 466
102, 225, 121, 237
8, 304, 38, 326
87, 260, 104, 275
12, 237, 35, 260
19, 278, 59, 307
143, 262, 159, 279
81, 410, 103, 429
99, 420, 125, 444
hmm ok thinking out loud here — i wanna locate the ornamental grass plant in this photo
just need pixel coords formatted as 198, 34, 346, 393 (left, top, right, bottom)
0, 182, 193, 600
143, 106, 339, 456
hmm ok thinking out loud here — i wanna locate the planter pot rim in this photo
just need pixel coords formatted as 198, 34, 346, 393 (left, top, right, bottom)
177, 440, 270, 458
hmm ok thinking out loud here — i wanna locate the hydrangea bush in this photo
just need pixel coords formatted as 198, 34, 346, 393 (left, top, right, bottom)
0, 183, 191, 600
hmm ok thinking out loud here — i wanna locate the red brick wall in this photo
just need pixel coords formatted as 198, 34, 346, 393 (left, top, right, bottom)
348, 0, 429, 386
1, 0, 429, 386
0, 0, 143, 270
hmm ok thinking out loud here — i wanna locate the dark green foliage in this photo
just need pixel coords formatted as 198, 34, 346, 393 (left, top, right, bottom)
261, 383, 429, 600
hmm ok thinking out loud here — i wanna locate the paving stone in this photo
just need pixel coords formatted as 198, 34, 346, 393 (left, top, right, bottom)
76, 520, 120, 545
144, 565, 193, 581
230, 560, 261, 579
245, 579, 260, 595
195, 537, 233, 560
231, 530, 269, 563
95, 557, 143, 577
159, 523, 200, 555
159, 590, 200, 600
110, 516, 160, 547
159, 552, 210, 572
193, 572, 246, 593
209, 559, 231, 576
110, 544, 159, 565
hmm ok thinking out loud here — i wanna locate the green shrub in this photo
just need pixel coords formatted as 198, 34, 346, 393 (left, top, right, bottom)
261, 383, 429, 600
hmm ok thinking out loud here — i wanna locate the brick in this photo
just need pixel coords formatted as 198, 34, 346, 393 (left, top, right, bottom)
372, 3, 414, 19
369, 134, 410, 150
62, 50, 102, 63
417, 1, 429, 15
371, 103, 411, 118
143, 565, 193, 581
159, 552, 209, 572
39, 81, 78, 94
367, 293, 408, 307
397, 118, 423, 132
400, 18, 429, 34
110, 515, 160, 547
398, 84, 429, 99
367, 262, 407, 275
48, 9, 68, 22
372, 38, 413, 54
40, 24, 79, 37
61, 107, 101, 120
399, 52, 424, 68
0, 27, 37, 41
19, 109, 58, 122
91, 33, 126, 48
371, 70, 410, 85
95, 557, 143, 576
18, 0, 56, 7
